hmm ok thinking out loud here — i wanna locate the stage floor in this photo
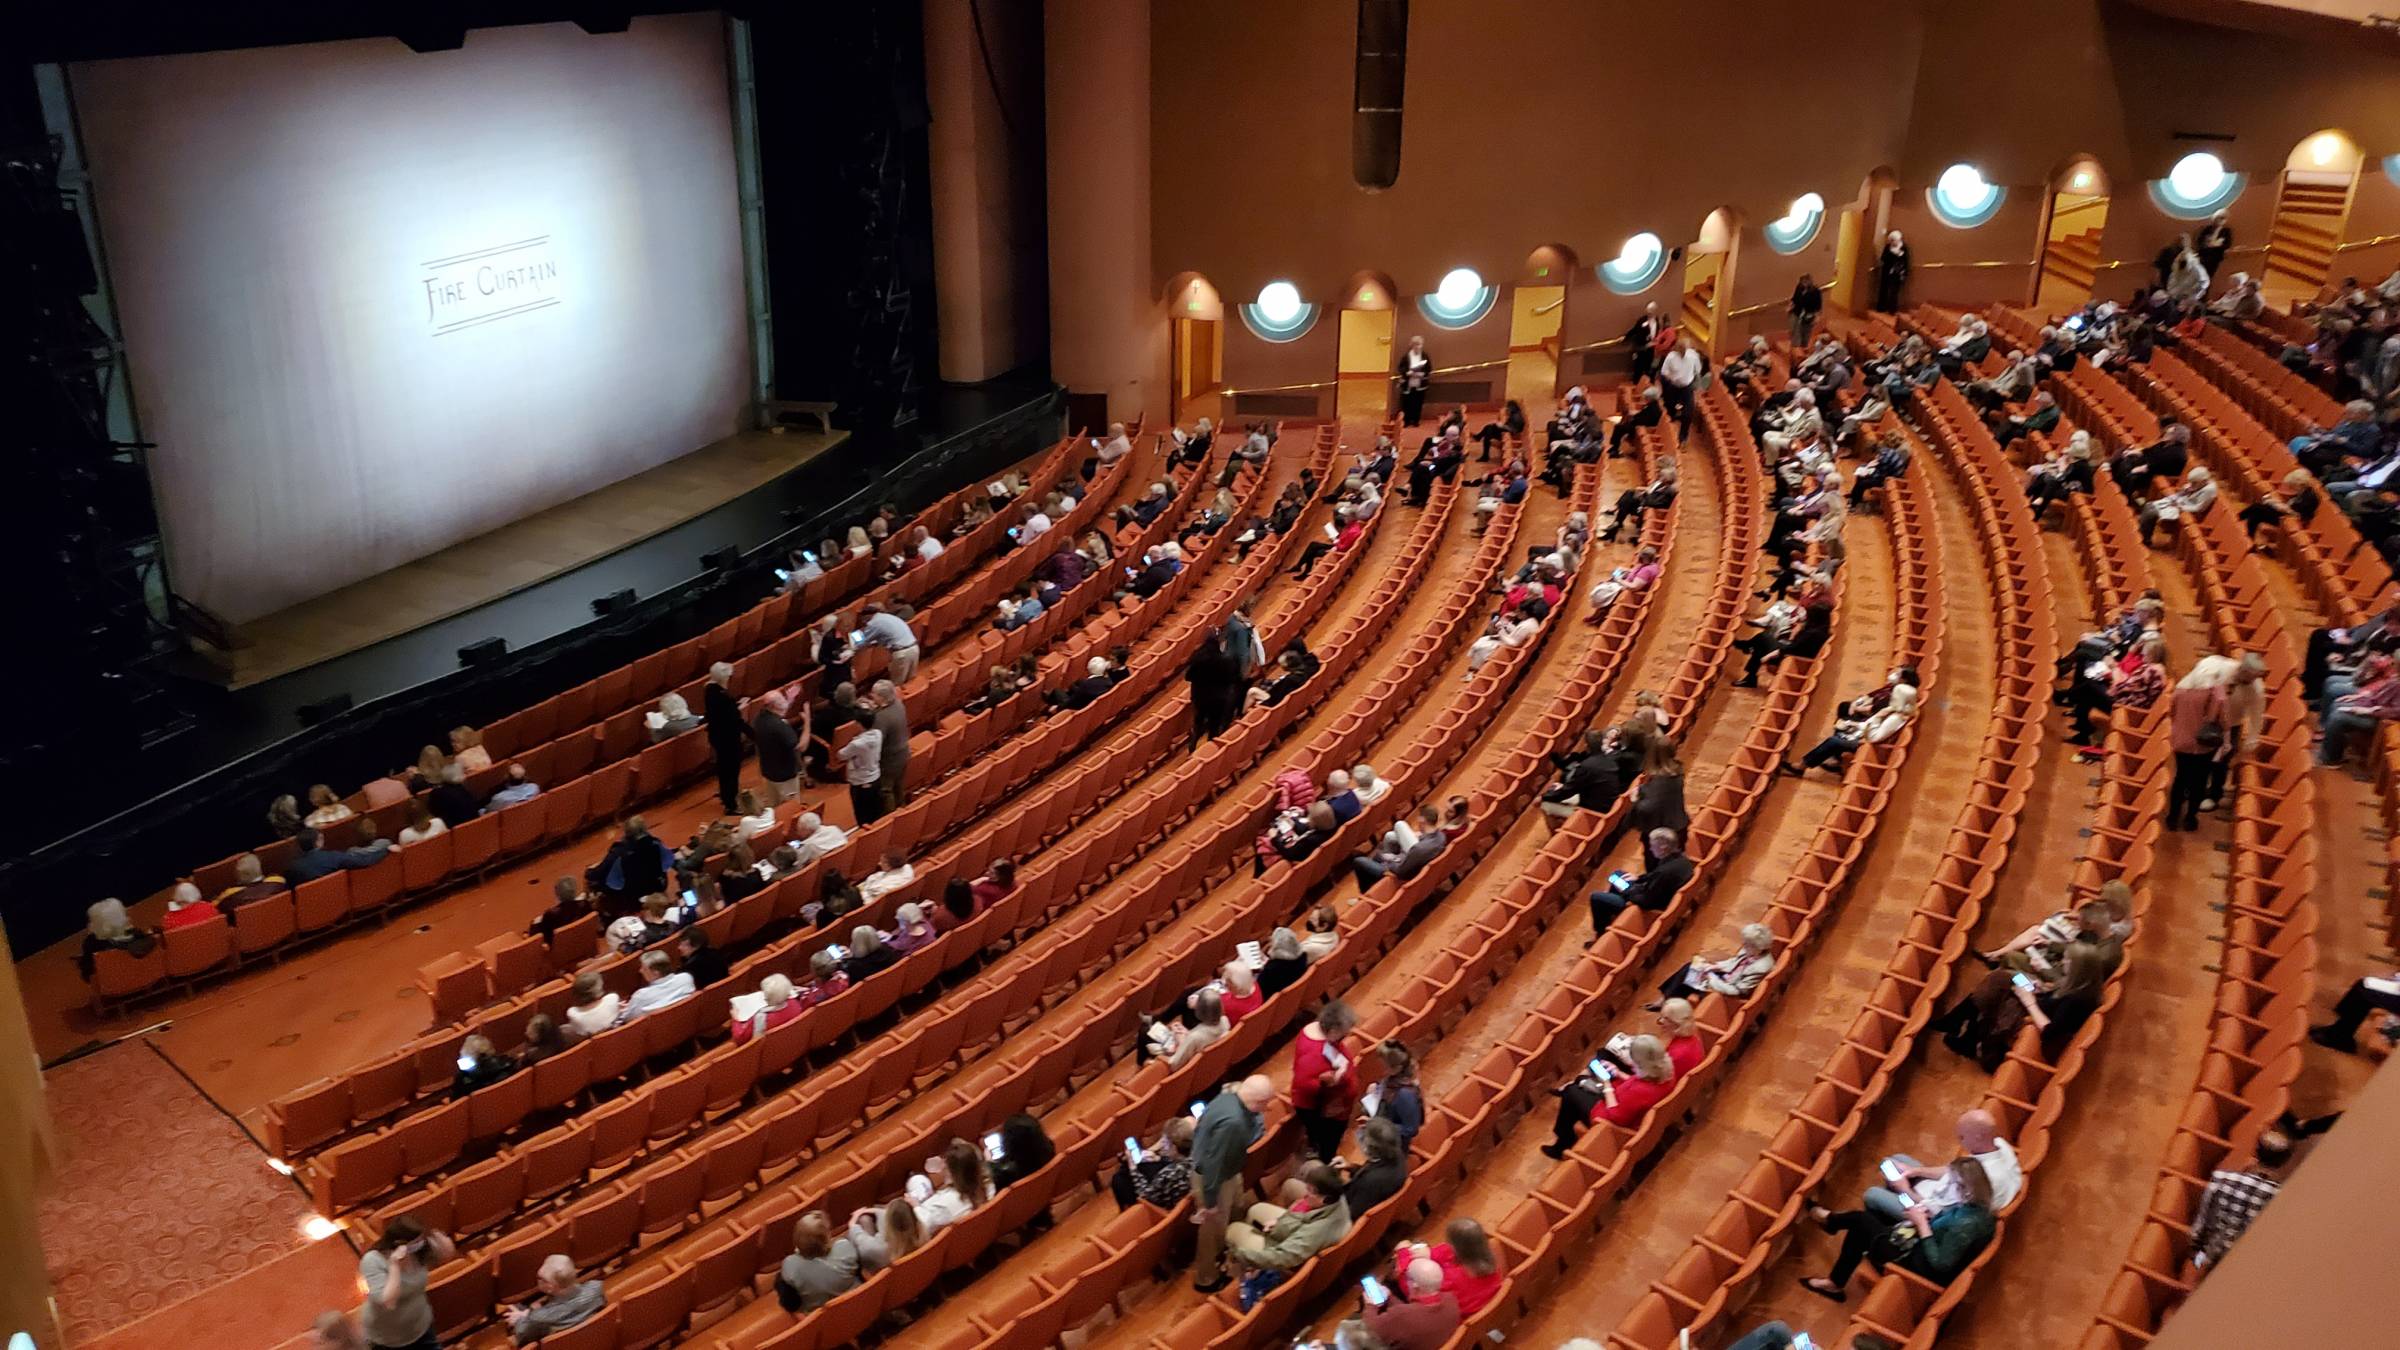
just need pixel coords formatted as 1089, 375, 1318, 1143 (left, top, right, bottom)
206, 426, 846, 688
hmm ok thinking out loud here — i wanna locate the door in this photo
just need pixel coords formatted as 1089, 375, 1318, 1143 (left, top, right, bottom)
1829, 207, 1866, 314
2036, 193, 2109, 313
1505, 285, 1565, 408
1337, 306, 1397, 425
1171, 317, 1222, 425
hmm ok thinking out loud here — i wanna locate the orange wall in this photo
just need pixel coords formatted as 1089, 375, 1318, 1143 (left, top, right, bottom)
925, 0, 1047, 381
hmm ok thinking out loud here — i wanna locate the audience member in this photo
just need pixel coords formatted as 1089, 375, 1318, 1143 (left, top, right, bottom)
614, 950, 696, 1024
990, 1112, 1057, 1190
504, 1255, 605, 1344
774, 1211, 862, 1312
2190, 1130, 2294, 1273
358, 1218, 456, 1350
1652, 923, 1777, 1006
451, 1034, 519, 1098
1586, 827, 1694, 939
563, 972, 619, 1039
1191, 1075, 1276, 1292
1291, 1000, 1361, 1160
1394, 1218, 1503, 1316
1800, 1158, 1996, 1302
286, 827, 393, 884
1932, 937, 2118, 1069
2309, 965, 2400, 1052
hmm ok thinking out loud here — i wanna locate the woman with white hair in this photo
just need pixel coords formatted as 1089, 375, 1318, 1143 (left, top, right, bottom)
1784, 683, 1918, 776
1351, 764, 1390, 807
78, 899, 155, 980
2138, 465, 2216, 545
162, 881, 217, 931
1465, 605, 1541, 676
647, 691, 701, 742
732, 972, 805, 1043
2167, 654, 2239, 831
1543, 1031, 1686, 1157
843, 925, 898, 981
887, 903, 937, 955
1652, 923, 1777, 1006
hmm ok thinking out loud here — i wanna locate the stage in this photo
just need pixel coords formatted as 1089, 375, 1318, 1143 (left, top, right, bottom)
197, 425, 848, 689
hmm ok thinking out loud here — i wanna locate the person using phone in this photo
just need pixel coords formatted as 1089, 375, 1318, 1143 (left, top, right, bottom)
448, 1034, 519, 1100
1800, 1158, 1997, 1302
1857, 1107, 2023, 1223
988, 1112, 1057, 1192
1931, 937, 2119, 1070
1110, 1116, 1198, 1210
1542, 1033, 1683, 1159
1360, 1256, 1461, 1350
1584, 827, 1695, 940
357, 1217, 457, 1350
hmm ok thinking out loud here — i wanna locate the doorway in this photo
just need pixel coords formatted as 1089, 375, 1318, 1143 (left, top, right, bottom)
1505, 285, 1564, 408
1829, 206, 1866, 314
2036, 193, 2109, 313
1679, 209, 1739, 357
1171, 316, 1222, 426
2266, 130, 2364, 304
1336, 305, 1396, 425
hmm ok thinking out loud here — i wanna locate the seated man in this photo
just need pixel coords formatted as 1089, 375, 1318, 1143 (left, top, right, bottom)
1605, 387, 1665, 458
1351, 805, 1446, 889
1650, 922, 1777, 1008
213, 852, 289, 912
504, 1255, 605, 1345
1847, 433, 1912, 508
1989, 391, 2061, 448
2137, 466, 2218, 546
285, 828, 392, 884
2290, 399, 2382, 478
1361, 1257, 1461, 1350
485, 763, 541, 810
995, 582, 1048, 631
1540, 730, 1625, 826
1586, 828, 1694, 939
1857, 1108, 2024, 1222
614, 950, 696, 1024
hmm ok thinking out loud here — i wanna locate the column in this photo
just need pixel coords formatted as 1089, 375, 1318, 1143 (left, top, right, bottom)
1043, 0, 1163, 425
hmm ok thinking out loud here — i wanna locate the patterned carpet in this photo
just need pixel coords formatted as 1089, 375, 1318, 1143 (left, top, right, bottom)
39, 1041, 318, 1345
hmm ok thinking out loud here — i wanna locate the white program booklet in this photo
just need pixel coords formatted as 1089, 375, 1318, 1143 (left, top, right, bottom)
1238, 940, 1265, 970
728, 992, 767, 1023
2364, 975, 2400, 997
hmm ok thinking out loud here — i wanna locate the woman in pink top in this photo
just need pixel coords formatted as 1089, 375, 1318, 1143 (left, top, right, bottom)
731, 974, 807, 1043
2166, 655, 2235, 831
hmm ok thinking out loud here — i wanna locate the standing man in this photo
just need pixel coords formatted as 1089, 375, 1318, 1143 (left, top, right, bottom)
1789, 273, 1824, 347
1624, 303, 1663, 382
1396, 335, 1433, 427
2194, 211, 2233, 280
749, 692, 803, 804
1223, 596, 1264, 681
857, 603, 921, 684
869, 679, 911, 811
1659, 338, 1705, 436
1189, 1074, 1275, 1293
1876, 230, 1912, 312
704, 662, 746, 813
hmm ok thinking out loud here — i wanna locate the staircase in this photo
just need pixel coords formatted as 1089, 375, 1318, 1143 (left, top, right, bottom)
2264, 174, 2352, 296
1679, 274, 1716, 353
2040, 223, 2103, 295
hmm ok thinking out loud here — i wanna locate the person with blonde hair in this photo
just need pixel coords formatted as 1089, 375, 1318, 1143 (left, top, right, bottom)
1543, 1031, 1686, 1157
1786, 683, 1918, 776
303, 783, 355, 830
732, 972, 805, 1043
847, 1196, 922, 1272
2168, 654, 2239, 829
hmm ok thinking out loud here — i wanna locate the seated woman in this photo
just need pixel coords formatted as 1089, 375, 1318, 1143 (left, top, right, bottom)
908, 1138, 992, 1233
733, 790, 777, 844
562, 972, 619, 1039
846, 1198, 923, 1275
1111, 1116, 1198, 1209
449, 726, 492, 774
647, 692, 701, 742
843, 925, 899, 981
1976, 883, 2131, 975
161, 882, 216, 931
517, 1014, 567, 1067
1465, 606, 1541, 675
303, 784, 355, 831
887, 903, 938, 955
1290, 508, 1365, 580
397, 800, 448, 847
1259, 802, 1339, 876
774, 1212, 862, 1313
78, 899, 157, 980
1653, 923, 1777, 1007
450, 1035, 519, 1098
1585, 546, 1662, 620
1366, 1040, 1426, 1148
1799, 1157, 1997, 1303
1219, 961, 1265, 1022
731, 973, 806, 1044
1600, 465, 1678, 544
1932, 938, 2118, 1070
1257, 926, 1313, 997
1783, 684, 1918, 776
2024, 430, 2099, 518
1141, 987, 1231, 1066
988, 1112, 1057, 1190
1541, 1031, 1684, 1158
606, 893, 679, 956
1733, 582, 1831, 685
1392, 1218, 1504, 1317
2065, 634, 2169, 749
1299, 904, 1342, 962
1250, 643, 1323, 708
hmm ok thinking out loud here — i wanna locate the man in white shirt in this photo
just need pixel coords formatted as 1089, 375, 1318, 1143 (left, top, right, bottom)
910, 527, 943, 563
1016, 503, 1052, 548
787, 811, 850, 868
859, 849, 916, 902
1091, 421, 1133, 479
1863, 1108, 2023, 1221
615, 950, 696, 1024
856, 604, 921, 683
1658, 339, 1706, 435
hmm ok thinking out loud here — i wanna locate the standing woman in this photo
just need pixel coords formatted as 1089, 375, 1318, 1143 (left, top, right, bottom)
1790, 273, 1824, 347
1186, 625, 1245, 749
1397, 335, 1433, 427
1876, 231, 1912, 313
1627, 737, 1691, 857
1291, 1000, 1361, 1161
2207, 653, 2266, 812
359, 1217, 456, 1350
2167, 655, 2235, 830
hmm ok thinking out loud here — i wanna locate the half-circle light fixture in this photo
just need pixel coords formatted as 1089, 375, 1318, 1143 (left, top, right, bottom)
1927, 163, 2005, 227
1597, 232, 1669, 294
1239, 280, 1319, 342
1415, 266, 1495, 328
1763, 192, 1826, 254
2147, 150, 2243, 219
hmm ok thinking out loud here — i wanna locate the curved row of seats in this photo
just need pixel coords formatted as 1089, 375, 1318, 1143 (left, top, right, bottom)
338, 444, 1414, 1231
2038, 344, 2323, 1350
91, 436, 1095, 1005
1439, 375, 1932, 1350
474, 453, 1549, 1346
269, 436, 1307, 1163
1140, 393, 1801, 1350
402, 442, 1200, 1030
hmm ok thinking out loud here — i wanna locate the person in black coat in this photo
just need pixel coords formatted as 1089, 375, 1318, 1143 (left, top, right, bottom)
675, 929, 731, 989
428, 765, 484, 829
704, 664, 747, 812
1186, 627, 1245, 748
1875, 232, 1911, 313
1588, 828, 1696, 939
1396, 336, 1433, 426
1627, 750, 1690, 848
1625, 304, 1663, 381
2194, 214, 2232, 280
1540, 729, 1625, 824
750, 697, 802, 799
1789, 274, 1824, 346
1736, 585, 1832, 685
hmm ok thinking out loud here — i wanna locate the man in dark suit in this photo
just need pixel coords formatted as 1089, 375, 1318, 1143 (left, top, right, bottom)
675, 929, 731, 989
284, 828, 393, 883
869, 680, 911, 811
1586, 828, 1695, 941
1625, 303, 1663, 381
428, 764, 484, 829
704, 661, 747, 812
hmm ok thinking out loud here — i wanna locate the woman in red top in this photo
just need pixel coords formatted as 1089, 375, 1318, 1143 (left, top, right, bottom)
1394, 1218, 1504, 1316
1216, 962, 1264, 1023
1289, 1000, 1360, 1160
1289, 508, 1366, 580
731, 973, 808, 1044
2165, 655, 2234, 831
161, 882, 218, 931
968, 860, 1016, 912
794, 950, 850, 1010
1541, 1033, 1682, 1159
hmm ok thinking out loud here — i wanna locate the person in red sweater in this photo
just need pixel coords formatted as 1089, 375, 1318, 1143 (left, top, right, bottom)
730, 973, 807, 1044
1216, 962, 1265, 1023
1393, 1218, 1504, 1317
1542, 1032, 1683, 1159
161, 882, 219, 931
1290, 1000, 1360, 1160
968, 859, 1017, 911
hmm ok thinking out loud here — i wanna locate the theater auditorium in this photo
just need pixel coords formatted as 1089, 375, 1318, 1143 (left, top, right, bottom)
6, 2, 2400, 1348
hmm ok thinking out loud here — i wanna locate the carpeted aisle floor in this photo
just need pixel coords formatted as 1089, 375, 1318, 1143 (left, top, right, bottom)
38, 1040, 330, 1345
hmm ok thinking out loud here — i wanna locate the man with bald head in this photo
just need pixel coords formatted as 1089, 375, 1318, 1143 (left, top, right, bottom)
1362, 1256, 1460, 1350
1863, 1107, 2022, 1222
1189, 1074, 1275, 1292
